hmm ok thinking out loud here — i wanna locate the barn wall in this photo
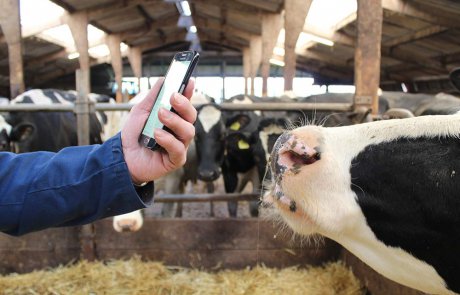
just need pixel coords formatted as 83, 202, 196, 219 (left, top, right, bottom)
0, 218, 341, 274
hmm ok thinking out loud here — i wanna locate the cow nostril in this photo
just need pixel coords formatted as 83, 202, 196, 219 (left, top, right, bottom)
199, 170, 220, 181
287, 150, 320, 166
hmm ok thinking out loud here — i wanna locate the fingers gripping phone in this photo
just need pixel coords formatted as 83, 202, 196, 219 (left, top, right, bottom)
139, 51, 199, 150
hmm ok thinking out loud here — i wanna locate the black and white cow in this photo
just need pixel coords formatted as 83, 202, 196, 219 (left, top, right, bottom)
4, 89, 109, 153
266, 110, 460, 294
193, 95, 265, 217
113, 91, 207, 231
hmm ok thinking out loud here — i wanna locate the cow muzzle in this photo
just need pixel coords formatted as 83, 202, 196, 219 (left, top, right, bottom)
198, 169, 220, 182
270, 132, 321, 180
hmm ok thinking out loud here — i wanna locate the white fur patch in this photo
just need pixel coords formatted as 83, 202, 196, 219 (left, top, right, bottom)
259, 124, 284, 161
198, 105, 221, 133
232, 96, 261, 116
11, 89, 52, 104
53, 91, 73, 104
0, 115, 11, 134
191, 92, 211, 104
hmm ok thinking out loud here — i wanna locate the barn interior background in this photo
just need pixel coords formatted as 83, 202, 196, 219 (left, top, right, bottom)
0, 0, 458, 294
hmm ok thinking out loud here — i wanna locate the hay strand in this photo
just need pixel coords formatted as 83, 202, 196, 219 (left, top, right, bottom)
0, 257, 364, 295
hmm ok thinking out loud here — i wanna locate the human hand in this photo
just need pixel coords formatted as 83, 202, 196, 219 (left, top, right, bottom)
121, 78, 196, 184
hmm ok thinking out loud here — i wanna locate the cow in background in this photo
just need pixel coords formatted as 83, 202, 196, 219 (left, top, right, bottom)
113, 91, 209, 232
4, 89, 107, 153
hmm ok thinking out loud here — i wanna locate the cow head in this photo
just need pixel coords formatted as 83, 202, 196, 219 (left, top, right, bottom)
224, 112, 260, 159
5, 112, 36, 153
195, 104, 226, 182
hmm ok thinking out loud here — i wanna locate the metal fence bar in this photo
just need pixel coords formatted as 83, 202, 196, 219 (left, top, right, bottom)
0, 102, 353, 112
154, 193, 260, 203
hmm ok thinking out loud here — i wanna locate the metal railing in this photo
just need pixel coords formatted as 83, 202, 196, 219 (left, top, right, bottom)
0, 102, 353, 112
0, 100, 351, 203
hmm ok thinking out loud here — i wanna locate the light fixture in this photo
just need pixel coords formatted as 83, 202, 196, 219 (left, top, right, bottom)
189, 25, 197, 33
273, 46, 285, 56
308, 34, 334, 46
67, 52, 79, 59
270, 58, 285, 67
180, 1, 192, 16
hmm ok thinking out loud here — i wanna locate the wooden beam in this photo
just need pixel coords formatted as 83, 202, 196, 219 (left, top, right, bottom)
200, 37, 244, 52
249, 36, 262, 95
137, 31, 187, 52
304, 27, 354, 47
194, 9, 261, 35
383, 25, 448, 47
198, 27, 250, 48
86, 0, 162, 21
382, 0, 460, 30
118, 16, 178, 42
243, 47, 250, 95
296, 61, 353, 82
194, 16, 253, 41
128, 46, 143, 92
25, 49, 67, 68
299, 49, 351, 69
106, 34, 123, 102
354, 0, 383, 115
0, 0, 25, 98
234, 0, 282, 12
31, 59, 98, 86
261, 13, 283, 96
284, 0, 312, 92
192, 0, 261, 15
64, 12, 90, 73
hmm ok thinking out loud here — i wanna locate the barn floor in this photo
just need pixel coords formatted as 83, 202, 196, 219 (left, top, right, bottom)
146, 176, 255, 219
0, 257, 364, 295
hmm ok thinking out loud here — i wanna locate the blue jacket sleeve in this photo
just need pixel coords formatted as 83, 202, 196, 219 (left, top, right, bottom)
0, 133, 153, 236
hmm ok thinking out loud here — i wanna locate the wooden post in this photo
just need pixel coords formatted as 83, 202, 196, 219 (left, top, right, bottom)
284, 0, 312, 92
75, 69, 96, 261
128, 46, 143, 95
66, 12, 96, 261
0, 0, 25, 98
261, 13, 283, 97
221, 60, 226, 100
249, 36, 262, 96
243, 47, 251, 96
65, 12, 91, 81
106, 34, 124, 102
354, 0, 383, 115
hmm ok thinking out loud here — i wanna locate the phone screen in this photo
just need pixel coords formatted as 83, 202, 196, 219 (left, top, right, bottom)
141, 58, 192, 138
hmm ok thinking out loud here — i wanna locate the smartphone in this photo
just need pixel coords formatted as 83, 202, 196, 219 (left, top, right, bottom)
139, 50, 199, 150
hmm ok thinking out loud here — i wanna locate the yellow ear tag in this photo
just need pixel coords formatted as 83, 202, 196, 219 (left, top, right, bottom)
230, 121, 241, 131
238, 140, 250, 149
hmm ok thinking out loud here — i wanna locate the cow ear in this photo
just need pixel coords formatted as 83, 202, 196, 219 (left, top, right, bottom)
228, 114, 251, 130
10, 123, 35, 142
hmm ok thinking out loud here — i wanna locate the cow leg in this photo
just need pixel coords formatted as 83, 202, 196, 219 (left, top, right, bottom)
161, 168, 184, 217
238, 167, 261, 217
223, 165, 238, 217
206, 181, 215, 217
175, 202, 183, 218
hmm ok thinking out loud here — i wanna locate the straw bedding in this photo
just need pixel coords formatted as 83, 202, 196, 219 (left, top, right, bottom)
0, 257, 363, 295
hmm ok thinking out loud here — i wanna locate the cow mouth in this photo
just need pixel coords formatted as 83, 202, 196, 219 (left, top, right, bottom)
264, 184, 309, 218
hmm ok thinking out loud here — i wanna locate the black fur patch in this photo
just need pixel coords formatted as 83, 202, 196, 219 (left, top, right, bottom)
350, 136, 460, 293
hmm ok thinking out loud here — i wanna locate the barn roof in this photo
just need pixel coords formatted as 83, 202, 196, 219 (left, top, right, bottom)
1, 0, 460, 94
